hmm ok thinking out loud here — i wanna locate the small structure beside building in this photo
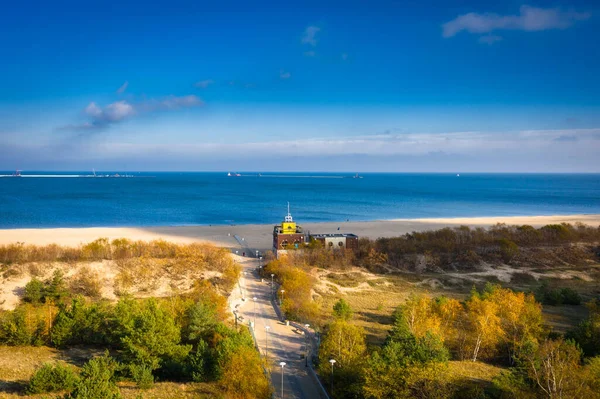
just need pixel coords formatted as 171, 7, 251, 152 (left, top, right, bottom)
308, 233, 358, 251
272, 204, 358, 258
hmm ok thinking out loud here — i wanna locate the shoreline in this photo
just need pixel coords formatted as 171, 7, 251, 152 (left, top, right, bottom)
0, 214, 598, 250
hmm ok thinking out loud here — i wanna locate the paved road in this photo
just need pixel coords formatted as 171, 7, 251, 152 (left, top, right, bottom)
230, 255, 323, 399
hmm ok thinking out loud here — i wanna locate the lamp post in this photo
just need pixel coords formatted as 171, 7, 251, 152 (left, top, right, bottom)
253, 297, 258, 327
279, 361, 286, 399
271, 274, 275, 297
329, 359, 336, 393
280, 289, 285, 306
265, 325, 270, 362
304, 324, 310, 367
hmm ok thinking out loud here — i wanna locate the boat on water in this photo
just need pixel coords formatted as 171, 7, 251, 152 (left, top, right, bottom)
227, 172, 241, 177
353, 173, 363, 179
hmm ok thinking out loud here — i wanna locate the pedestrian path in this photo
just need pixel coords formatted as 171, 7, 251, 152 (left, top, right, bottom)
230, 256, 323, 399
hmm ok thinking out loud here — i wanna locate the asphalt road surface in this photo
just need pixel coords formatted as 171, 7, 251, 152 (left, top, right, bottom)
230, 255, 323, 399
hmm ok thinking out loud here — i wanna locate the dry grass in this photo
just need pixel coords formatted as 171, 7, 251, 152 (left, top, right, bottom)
0, 345, 101, 398
119, 382, 224, 399
447, 360, 504, 388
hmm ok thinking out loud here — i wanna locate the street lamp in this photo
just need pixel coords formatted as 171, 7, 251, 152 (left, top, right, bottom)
304, 324, 310, 367
329, 359, 336, 393
265, 325, 270, 361
271, 274, 275, 297
279, 361, 286, 399
280, 289, 285, 306
253, 297, 258, 327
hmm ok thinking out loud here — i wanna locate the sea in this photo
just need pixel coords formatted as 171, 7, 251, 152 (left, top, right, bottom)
0, 172, 599, 229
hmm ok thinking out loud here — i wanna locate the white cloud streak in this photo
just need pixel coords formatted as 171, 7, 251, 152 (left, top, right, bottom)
301, 26, 320, 46
442, 5, 590, 38
116, 81, 129, 94
194, 79, 214, 88
280, 70, 291, 79
87, 129, 600, 158
478, 34, 503, 45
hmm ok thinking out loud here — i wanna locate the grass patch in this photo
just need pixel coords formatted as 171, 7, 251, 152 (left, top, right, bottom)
325, 272, 366, 288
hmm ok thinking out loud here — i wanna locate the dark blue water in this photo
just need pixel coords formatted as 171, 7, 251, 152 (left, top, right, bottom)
0, 172, 599, 228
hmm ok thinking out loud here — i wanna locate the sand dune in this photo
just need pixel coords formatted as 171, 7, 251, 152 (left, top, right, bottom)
1, 214, 599, 251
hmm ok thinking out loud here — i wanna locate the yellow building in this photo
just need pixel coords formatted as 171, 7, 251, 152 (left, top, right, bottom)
272, 203, 305, 255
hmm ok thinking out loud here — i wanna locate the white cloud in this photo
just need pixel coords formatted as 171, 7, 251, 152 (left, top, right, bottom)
116, 81, 129, 94
303, 50, 316, 57
442, 5, 590, 38
159, 95, 204, 109
194, 79, 214, 89
301, 26, 320, 46
280, 70, 291, 79
78, 95, 203, 129
84, 100, 135, 123
478, 34, 503, 45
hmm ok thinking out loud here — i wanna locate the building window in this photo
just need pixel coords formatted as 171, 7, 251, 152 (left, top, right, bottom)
281, 240, 288, 248
328, 242, 333, 247
338, 241, 344, 247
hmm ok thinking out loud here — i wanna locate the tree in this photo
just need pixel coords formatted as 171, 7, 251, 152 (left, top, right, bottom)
319, 320, 367, 368
499, 238, 519, 263
219, 345, 271, 399
488, 287, 543, 364
23, 278, 44, 304
65, 352, 122, 399
364, 326, 450, 398
116, 298, 190, 370
465, 294, 503, 362
186, 300, 218, 342
392, 294, 441, 340
524, 339, 593, 399
333, 298, 353, 321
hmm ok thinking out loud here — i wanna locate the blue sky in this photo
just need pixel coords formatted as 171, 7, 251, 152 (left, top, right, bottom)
1, 0, 599, 172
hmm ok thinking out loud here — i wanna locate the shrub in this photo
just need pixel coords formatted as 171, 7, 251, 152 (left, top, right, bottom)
69, 267, 103, 298
499, 238, 519, 263
23, 278, 45, 304
0, 308, 32, 345
560, 288, 582, 305
65, 352, 122, 399
130, 364, 154, 389
27, 363, 78, 394
333, 298, 353, 321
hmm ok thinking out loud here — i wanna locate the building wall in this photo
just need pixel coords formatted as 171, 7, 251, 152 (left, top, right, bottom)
274, 233, 305, 250
345, 236, 359, 250
324, 236, 348, 248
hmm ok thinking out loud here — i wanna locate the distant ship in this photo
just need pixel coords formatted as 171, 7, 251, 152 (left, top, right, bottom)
353, 173, 363, 179
227, 172, 241, 177
0, 170, 23, 177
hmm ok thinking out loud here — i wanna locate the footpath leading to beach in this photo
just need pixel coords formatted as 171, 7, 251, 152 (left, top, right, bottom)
0, 214, 599, 249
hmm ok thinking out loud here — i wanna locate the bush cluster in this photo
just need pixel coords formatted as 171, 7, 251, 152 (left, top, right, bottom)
535, 282, 582, 306
354, 222, 600, 270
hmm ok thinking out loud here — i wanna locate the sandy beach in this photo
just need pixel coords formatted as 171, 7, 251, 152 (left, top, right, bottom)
1, 214, 599, 251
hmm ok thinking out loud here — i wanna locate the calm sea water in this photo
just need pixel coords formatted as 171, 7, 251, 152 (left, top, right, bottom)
0, 172, 599, 228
